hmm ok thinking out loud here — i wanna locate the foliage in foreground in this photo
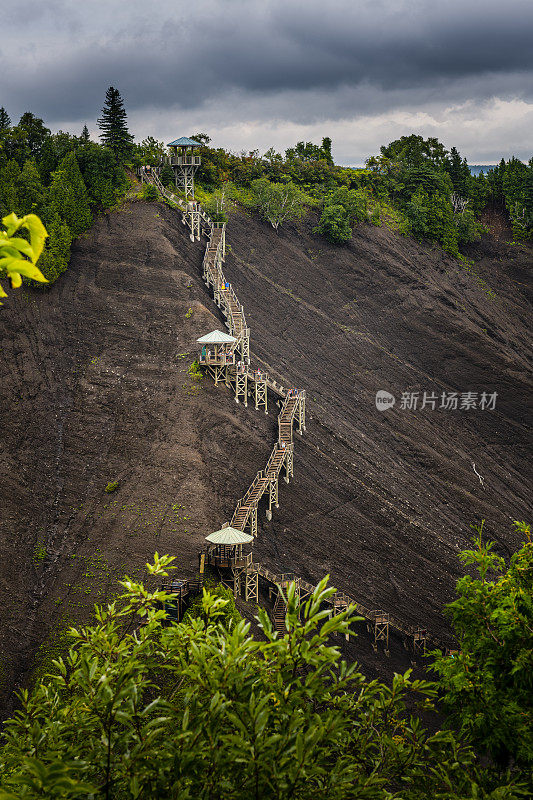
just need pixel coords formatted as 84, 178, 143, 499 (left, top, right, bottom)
1, 550, 529, 800
0, 212, 47, 303
433, 522, 533, 773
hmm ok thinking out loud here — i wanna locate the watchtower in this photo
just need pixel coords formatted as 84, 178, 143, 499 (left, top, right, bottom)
167, 136, 202, 199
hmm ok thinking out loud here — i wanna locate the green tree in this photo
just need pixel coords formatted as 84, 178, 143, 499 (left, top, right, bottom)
381, 134, 449, 170
160, 163, 175, 188
17, 160, 45, 215
250, 177, 306, 230
97, 86, 134, 161
433, 522, 533, 779
454, 207, 483, 245
315, 203, 352, 243
48, 152, 92, 236
1, 556, 522, 799
76, 141, 127, 209
36, 212, 72, 284
80, 124, 90, 143
17, 112, 51, 160
445, 146, 471, 198
133, 136, 166, 168
405, 186, 430, 239
0, 107, 10, 133
141, 182, 157, 201
203, 185, 231, 223
0, 160, 21, 215
326, 187, 368, 224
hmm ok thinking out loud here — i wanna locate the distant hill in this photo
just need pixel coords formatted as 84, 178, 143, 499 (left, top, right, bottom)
470, 165, 498, 175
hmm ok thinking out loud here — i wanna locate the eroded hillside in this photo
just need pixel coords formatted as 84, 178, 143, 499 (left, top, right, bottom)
1, 199, 531, 712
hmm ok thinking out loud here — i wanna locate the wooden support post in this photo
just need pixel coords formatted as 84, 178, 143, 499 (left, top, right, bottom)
233, 569, 241, 598
249, 506, 258, 538
298, 393, 306, 434
266, 478, 278, 520
284, 444, 294, 483
190, 209, 200, 241
235, 370, 247, 406
413, 628, 427, 656
245, 567, 258, 602
241, 332, 250, 364
254, 377, 268, 414
373, 612, 390, 655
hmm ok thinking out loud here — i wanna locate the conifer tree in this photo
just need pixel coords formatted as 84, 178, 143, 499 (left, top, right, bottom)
81, 124, 90, 143
0, 107, 11, 132
0, 159, 21, 215
36, 212, 72, 284
48, 152, 92, 236
97, 86, 133, 160
17, 159, 45, 214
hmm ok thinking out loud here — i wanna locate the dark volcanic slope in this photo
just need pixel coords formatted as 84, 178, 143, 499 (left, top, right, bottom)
0, 202, 275, 711
1, 199, 531, 710
221, 210, 532, 637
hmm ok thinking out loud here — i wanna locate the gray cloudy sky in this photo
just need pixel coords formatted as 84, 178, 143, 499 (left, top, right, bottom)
2, 0, 532, 164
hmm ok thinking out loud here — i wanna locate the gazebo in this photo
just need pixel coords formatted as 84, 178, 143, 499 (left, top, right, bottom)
205, 526, 253, 569
198, 329, 237, 383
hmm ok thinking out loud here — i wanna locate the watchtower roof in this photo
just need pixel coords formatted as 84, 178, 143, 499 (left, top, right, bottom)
206, 527, 253, 544
167, 136, 202, 147
197, 330, 237, 344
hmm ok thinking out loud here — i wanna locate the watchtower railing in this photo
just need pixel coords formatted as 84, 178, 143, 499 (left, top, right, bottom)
168, 155, 201, 166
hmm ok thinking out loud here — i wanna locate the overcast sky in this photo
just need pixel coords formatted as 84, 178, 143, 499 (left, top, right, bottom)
2, 0, 532, 164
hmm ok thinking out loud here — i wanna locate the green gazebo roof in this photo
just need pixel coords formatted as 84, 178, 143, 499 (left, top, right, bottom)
197, 330, 237, 345
167, 137, 202, 147
205, 527, 253, 545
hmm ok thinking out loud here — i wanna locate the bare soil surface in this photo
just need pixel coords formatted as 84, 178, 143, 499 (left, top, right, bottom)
1, 200, 531, 713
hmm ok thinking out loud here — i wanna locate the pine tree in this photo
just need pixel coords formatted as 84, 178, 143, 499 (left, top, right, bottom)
36, 212, 72, 284
48, 152, 92, 236
97, 86, 133, 160
81, 124, 90, 143
0, 159, 21, 215
0, 107, 11, 132
17, 159, 45, 214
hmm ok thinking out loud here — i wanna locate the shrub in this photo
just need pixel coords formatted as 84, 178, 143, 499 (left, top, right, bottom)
315, 203, 351, 243
326, 187, 369, 224
203, 186, 230, 223
370, 206, 381, 226
0, 561, 522, 799
454, 208, 484, 244
104, 481, 119, 493
141, 182, 157, 201
250, 177, 306, 230
188, 360, 203, 381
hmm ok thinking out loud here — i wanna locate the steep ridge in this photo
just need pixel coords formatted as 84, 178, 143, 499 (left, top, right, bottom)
0, 196, 531, 711
154, 178, 446, 650
149, 174, 530, 647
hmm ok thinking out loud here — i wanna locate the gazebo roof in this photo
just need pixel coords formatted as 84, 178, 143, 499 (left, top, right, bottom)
197, 329, 237, 345
205, 527, 254, 545
167, 137, 202, 148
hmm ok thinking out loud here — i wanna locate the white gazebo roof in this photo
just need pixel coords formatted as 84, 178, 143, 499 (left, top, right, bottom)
205, 526, 253, 545
197, 329, 237, 345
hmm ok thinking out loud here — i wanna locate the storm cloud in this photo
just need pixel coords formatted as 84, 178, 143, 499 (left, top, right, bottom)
2, 0, 532, 163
